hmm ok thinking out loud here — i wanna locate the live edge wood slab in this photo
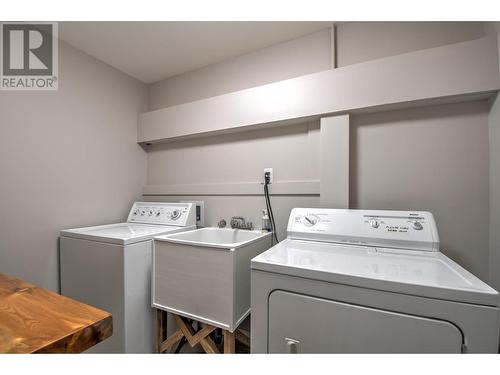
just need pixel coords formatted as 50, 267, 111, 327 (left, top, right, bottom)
0, 274, 112, 353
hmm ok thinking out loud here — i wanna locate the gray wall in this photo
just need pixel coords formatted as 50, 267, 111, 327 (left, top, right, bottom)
351, 101, 490, 280
0, 22, 495, 292
145, 122, 320, 240
149, 22, 486, 110
146, 22, 495, 284
0, 41, 148, 291
148, 29, 332, 110
485, 21, 500, 299
490, 94, 500, 292
144, 195, 319, 242
336, 22, 485, 67
147, 122, 319, 185
145, 100, 491, 281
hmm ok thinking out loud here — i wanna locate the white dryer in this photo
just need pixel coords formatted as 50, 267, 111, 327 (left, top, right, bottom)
60, 202, 196, 353
251, 208, 499, 353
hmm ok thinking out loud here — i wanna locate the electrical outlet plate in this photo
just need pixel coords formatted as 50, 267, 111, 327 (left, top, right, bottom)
264, 168, 273, 184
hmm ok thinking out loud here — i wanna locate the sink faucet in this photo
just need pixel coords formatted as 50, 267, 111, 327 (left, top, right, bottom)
230, 216, 253, 230
217, 219, 227, 228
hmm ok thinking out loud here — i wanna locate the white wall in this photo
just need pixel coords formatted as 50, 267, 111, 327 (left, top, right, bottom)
351, 101, 490, 280
0, 41, 148, 291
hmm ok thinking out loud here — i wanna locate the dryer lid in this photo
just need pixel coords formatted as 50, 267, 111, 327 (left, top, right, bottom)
251, 239, 499, 307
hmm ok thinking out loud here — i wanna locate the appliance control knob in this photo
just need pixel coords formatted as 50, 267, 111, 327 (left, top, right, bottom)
302, 214, 319, 227
170, 210, 181, 220
369, 219, 380, 228
156, 211, 161, 217
412, 221, 423, 230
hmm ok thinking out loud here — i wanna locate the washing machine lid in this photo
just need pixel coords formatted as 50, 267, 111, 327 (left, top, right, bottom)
60, 223, 196, 245
251, 239, 499, 307
60, 202, 197, 245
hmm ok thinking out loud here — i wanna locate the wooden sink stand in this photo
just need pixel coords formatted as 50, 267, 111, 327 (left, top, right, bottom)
156, 310, 250, 354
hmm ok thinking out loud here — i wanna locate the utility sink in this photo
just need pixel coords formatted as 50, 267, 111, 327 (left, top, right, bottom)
152, 228, 272, 331
156, 227, 269, 248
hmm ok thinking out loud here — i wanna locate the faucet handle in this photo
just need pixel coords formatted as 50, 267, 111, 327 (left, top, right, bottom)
218, 219, 227, 228
230, 216, 244, 229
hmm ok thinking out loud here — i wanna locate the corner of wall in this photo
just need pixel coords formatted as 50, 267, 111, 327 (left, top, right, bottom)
488, 93, 500, 292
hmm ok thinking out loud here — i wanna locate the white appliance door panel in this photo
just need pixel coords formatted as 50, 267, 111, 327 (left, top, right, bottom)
123, 241, 155, 353
268, 291, 463, 353
60, 237, 125, 353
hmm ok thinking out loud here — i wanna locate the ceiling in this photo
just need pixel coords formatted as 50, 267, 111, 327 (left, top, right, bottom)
59, 22, 331, 84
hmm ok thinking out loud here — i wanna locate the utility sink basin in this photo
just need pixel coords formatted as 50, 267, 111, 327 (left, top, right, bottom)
152, 228, 272, 331
157, 227, 269, 248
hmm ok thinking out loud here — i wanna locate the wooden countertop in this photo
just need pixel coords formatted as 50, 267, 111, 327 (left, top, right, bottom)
0, 273, 112, 353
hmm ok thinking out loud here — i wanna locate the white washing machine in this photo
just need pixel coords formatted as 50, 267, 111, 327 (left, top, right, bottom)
251, 208, 500, 353
60, 202, 196, 353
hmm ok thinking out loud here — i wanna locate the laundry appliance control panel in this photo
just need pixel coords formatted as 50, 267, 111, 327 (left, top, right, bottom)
287, 208, 439, 252
127, 202, 196, 227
